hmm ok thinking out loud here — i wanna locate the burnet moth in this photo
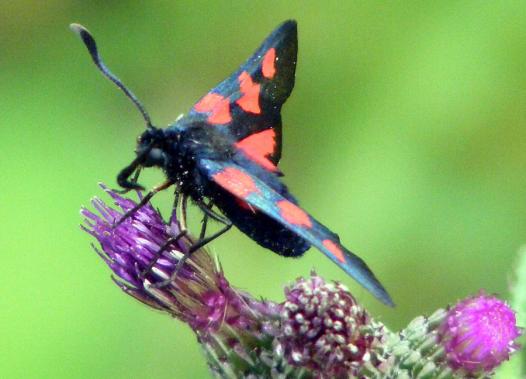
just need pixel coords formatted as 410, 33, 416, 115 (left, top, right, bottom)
71, 21, 393, 306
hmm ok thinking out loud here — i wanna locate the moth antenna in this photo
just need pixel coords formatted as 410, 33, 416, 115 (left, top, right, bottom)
70, 23, 154, 129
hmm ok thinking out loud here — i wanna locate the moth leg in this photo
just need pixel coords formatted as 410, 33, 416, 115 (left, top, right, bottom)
115, 179, 173, 227
170, 189, 181, 225
139, 229, 187, 279
129, 167, 142, 188
190, 201, 232, 251
152, 201, 232, 288
178, 192, 189, 232
140, 193, 189, 280
174, 203, 232, 270
198, 200, 214, 240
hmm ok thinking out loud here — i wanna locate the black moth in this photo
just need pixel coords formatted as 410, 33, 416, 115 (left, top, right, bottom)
72, 21, 393, 306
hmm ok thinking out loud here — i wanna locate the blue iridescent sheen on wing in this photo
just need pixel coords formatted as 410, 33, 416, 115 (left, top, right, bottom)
199, 158, 394, 307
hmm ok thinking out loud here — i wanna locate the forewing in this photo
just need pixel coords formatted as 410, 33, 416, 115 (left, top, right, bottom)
200, 158, 394, 306
189, 20, 298, 169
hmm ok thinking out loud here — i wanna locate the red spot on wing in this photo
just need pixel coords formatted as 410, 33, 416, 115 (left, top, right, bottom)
236, 71, 261, 114
212, 167, 260, 199
235, 129, 278, 172
322, 239, 346, 263
262, 48, 276, 79
194, 93, 222, 113
194, 93, 232, 124
207, 100, 232, 124
277, 200, 312, 227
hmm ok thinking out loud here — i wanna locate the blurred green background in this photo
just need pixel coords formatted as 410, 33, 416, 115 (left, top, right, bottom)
1, 1, 525, 378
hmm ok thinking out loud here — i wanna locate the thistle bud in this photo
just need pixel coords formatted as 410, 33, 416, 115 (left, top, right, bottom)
276, 274, 386, 378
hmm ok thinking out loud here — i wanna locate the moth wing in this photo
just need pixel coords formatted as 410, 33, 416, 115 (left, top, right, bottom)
190, 20, 298, 169
199, 158, 394, 306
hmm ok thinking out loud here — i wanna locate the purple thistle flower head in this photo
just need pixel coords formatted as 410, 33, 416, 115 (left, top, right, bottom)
81, 185, 259, 335
439, 291, 522, 375
276, 274, 386, 378
82, 186, 310, 378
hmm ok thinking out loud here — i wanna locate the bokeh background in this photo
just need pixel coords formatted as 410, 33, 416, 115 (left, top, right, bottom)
1, 1, 525, 378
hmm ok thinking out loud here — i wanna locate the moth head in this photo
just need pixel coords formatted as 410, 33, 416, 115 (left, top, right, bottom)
135, 127, 167, 168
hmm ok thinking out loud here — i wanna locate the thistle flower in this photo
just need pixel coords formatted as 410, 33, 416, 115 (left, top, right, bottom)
384, 294, 522, 378
439, 292, 522, 375
81, 185, 238, 332
81, 186, 522, 378
276, 274, 387, 378
81, 185, 299, 377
